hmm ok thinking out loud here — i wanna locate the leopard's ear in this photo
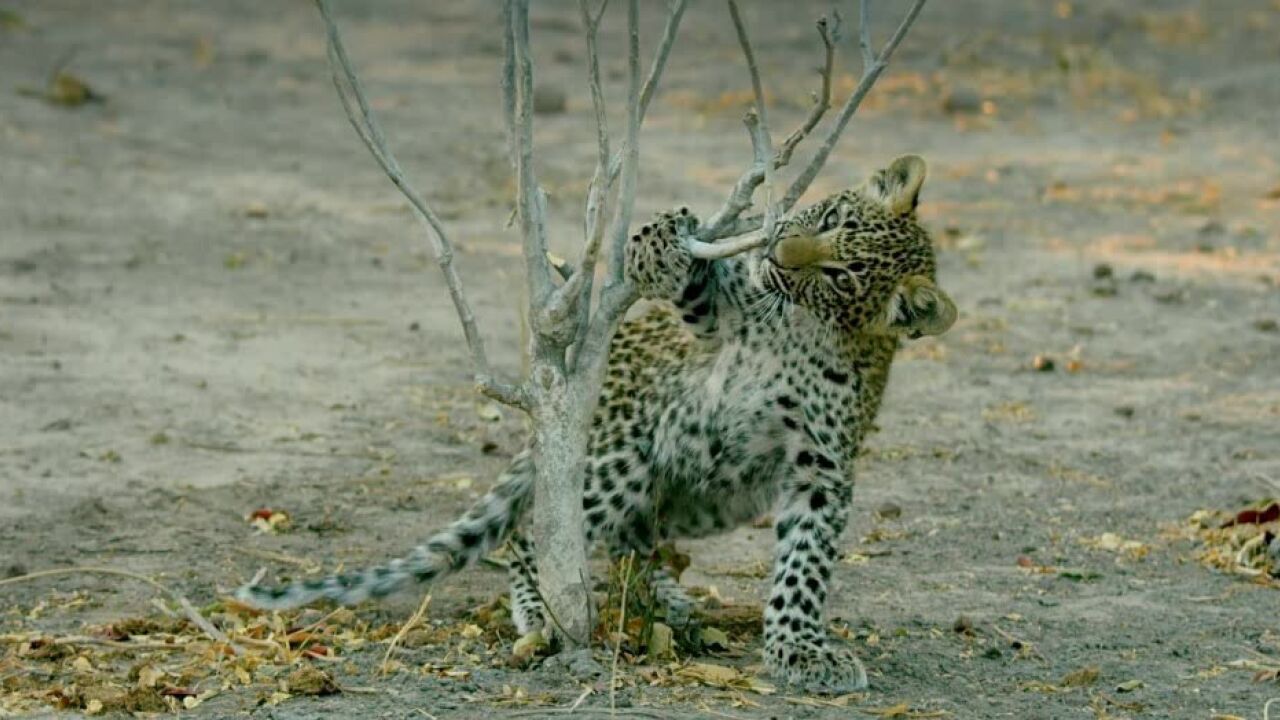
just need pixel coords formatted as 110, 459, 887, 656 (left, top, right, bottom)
883, 275, 956, 338
864, 155, 927, 216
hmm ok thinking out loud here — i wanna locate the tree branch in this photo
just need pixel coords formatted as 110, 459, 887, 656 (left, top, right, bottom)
726, 0, 776, 241
774, 14, 839, 169
510, 0, 557, 331
694, 0, 927, 249
313, 0, 526, 409
544, 0, 612, 351
781, 0, 927, 212
578, 0, 645, 374
604, 0, 642, 286
859, 0, 875, 70
604, 0, 688, 186
696, 110, 768, 244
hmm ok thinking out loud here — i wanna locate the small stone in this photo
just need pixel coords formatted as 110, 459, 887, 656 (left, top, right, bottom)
874, 502, 903, 520
1253, 318, 1278, 333
533, 85, 568, 115
1197, 219, 1225, 236
942, 85, 982, 114
284, 666, 339, 696
564, 648, 604, 681
1090, 278, 1118, 297
1032, 355, 1055, 372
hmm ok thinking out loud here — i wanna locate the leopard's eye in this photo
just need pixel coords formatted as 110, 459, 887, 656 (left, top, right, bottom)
818, 208, 841, 233
821, 266, 857, 293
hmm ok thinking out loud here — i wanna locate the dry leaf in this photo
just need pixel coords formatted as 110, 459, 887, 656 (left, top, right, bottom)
1061, 665, 1100, 687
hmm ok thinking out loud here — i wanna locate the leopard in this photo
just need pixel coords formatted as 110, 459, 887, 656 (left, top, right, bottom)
236, 154, 957, 694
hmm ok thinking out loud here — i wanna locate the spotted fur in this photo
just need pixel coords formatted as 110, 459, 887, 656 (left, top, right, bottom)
236, 155, 956, 694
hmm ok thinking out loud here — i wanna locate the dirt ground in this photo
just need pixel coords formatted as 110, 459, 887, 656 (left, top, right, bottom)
3, 0, 1280, 717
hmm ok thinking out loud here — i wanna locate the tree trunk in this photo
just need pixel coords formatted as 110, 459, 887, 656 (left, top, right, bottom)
529, 363, 593, 646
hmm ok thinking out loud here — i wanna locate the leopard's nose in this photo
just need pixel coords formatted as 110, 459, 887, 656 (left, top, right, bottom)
771, 234, 829, 269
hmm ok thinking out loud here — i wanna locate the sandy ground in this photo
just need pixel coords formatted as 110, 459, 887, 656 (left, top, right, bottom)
3, 0, 1280, 717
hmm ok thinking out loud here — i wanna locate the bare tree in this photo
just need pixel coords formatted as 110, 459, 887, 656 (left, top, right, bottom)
313, 0, 926, 646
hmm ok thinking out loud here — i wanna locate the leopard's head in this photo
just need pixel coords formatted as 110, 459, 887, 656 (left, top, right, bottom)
754, 154, 956, 338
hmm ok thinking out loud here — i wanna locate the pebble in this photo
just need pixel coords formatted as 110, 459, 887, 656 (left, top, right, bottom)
875, 502, 903, 520
942, 85, 982, 114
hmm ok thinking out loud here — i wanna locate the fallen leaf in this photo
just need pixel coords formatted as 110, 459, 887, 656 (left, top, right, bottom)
1224, 501, 1280, 527
1114, 679, 1144, 692
676, 662, 775, 694
510, 629, 547, 666
1060, 665, 1100, 687
701, 627, 730, 651
649, 622, 674, 660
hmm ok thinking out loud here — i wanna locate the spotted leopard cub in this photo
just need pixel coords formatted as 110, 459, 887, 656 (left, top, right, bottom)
236, 155, 956, 694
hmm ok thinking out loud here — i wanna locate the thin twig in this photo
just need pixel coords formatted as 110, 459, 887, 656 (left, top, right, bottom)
0, 567, 236, 653
546, 0, 614, 351
775, 15, 839, 168
0, 634, 186, 652
687, 229, 769, 260
726, 0, 776, 241
859, 0, 875, 70
380, 592, 431, 675
697, 109, 771, 246
231, 546, 320, 572
781, 0, 927, 211
604, 0, 689, 186
569, 685, 593, 712
610, 551, 636, 713
604, 0, 643, 286
314, 0, 526, 410
509, 0, 557, 329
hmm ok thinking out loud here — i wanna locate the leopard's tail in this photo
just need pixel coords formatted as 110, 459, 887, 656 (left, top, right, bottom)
234, 450, 534, 610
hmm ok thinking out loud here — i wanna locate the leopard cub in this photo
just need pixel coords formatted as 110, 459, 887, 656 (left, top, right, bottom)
238, 155, 956, 694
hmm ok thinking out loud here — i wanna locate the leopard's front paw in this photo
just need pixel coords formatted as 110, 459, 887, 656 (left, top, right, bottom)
765, 639, 868, 695
625, 207, 699, 301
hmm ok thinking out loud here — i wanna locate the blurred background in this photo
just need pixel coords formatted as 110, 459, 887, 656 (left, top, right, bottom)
2, 1, 1278, 717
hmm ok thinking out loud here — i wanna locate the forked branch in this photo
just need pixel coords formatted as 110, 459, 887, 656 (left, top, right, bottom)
692, 0, 927, 257
314, 0, 526, 409
781, 0, 928, 211
775, 13, 840, 168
